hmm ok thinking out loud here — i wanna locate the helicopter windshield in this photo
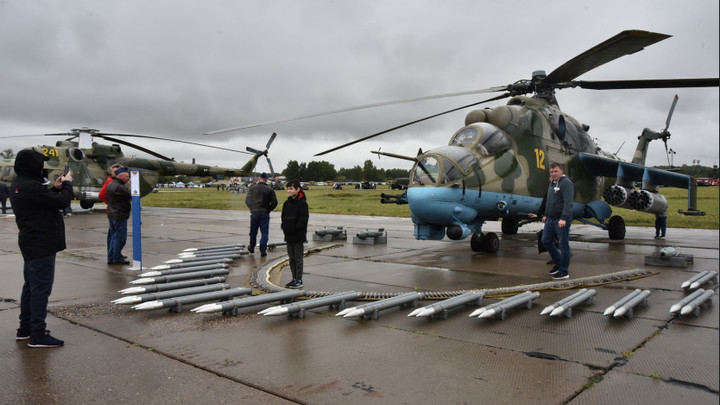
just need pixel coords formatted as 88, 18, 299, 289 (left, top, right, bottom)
410, 146, 477, 186
449, 123, 511, 157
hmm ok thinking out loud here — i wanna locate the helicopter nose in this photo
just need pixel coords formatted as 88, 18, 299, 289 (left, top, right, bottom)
407, 187, 478, 229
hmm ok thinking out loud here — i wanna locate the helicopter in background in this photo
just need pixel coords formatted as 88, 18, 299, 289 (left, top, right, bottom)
0, 128, 277, 209
208, 30, 718, 252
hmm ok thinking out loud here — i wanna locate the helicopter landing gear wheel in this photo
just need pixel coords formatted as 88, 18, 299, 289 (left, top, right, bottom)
608, 215, 626, 240
471, 232, 499, 253
501, 216, 519, 235
482, 232, 499, 253
80, 200, 94, 209
470, 233, 484, 252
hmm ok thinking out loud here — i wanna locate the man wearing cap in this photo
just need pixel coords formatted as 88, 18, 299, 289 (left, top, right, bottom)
106, 167, 131, 265
10, 149, 74, 347
244, 173, 278, 256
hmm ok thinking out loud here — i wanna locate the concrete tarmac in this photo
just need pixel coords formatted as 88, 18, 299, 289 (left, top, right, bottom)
1, 205, 718, 404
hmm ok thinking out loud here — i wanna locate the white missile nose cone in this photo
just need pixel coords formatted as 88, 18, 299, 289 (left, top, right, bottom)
689, 282, 700, 290
407, 308, 422, 317
540, 306, 554, 315
416, 308, 434, 317
343, 309, 363, 318
679, 305, 693, 316
603, 306, 616, 316
112, 296, 140, 305
669, 304, 681, 313
549, 307, 565, 317
335, 308, 351, 317
165, 259, 182, 264
613, 308, 627, 318
478, 309, 496, 319
150, 265, 170, 270
139, 271, 161, 277
469, 308, 485, 317
681, 282, 690, 289
119, 287, 144, 294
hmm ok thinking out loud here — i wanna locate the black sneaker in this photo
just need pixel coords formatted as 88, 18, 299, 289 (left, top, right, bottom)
552, 272, 570, 280
16, 328, 31, 341
548, 267, 560, 276
28, 331, 64, 348
260, 252, 267, 257
292, 280, 303, 289
285, 280, 297, 288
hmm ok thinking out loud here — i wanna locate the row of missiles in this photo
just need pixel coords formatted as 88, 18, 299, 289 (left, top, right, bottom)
112, 243, 716, 321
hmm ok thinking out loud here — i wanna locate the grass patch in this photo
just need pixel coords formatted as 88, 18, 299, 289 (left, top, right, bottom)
140, 186, 718, 229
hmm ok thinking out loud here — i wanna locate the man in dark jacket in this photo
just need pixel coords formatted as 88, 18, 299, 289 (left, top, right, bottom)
106, 167, 131, 265
540, 162, 574, 280
10, 149, 74, 347
244, 173, 278, 256
281, 180, 308, 289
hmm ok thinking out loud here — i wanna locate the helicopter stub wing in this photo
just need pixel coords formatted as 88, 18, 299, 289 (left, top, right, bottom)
578, 153, 691, 189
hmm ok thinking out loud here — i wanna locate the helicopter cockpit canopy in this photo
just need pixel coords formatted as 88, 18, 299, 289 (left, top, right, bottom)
449, 123, 512, 157
410, 145, 477, 186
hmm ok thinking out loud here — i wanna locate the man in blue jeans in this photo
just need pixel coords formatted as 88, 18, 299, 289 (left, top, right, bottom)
541, 162, 574, 280
244, 173, 278, 256
106, 167, 131, 265
10, 149, 74, 347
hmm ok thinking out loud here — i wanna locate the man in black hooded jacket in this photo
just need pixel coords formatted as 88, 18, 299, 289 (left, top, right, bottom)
10, 149, 74, 348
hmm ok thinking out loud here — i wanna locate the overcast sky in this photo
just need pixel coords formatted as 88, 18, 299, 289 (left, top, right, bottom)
1, 0, 718, 174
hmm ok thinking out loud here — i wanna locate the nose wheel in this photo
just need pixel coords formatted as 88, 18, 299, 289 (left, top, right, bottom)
470, 232, 499, 253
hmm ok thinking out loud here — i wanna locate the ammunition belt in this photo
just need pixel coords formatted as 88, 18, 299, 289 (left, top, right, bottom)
249, 244, 655, 300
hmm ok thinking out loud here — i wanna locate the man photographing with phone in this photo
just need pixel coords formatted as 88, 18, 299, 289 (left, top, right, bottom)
10, 149, 74, 347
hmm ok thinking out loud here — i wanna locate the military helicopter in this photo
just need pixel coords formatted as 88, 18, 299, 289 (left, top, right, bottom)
0, 128, 276, 209
207, 30, 718, 252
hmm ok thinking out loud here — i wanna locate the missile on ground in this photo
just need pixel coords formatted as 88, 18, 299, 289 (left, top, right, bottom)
669, 288, 707, 314
112, 283, 231, 305
541, 289, 589, 315
164, 253, 243, 264
341, 292, 425, 319
192, 290, 306, 315
118, 277, 227, 295
178, 248, 247, 258
182, 243, 245, 252
603, 289, 643, 316
679, 289, 715, 316
315, 227, 345, 236
478, 292, 540, 319
681, 271, 710, 289
132, 287, 252, 312
469, 291, 535, 317
139, 263, 228, 277
547, 289, 596, 317
689, 271, 718, 290
355, 229, 385, 240
150, 258, 233, 270
130, 268, 230, 285
613, 289, 651, 318
260, 291, 365, 317
410, 291, 485, 318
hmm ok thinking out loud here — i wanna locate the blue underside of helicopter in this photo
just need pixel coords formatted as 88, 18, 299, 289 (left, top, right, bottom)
407, 187, 610, 241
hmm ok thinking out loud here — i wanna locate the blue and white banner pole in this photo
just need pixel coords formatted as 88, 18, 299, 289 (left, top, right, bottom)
129, 170, 143, 270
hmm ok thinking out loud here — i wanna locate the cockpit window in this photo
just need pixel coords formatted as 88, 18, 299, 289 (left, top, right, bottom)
450, 123, 511, 157
410, 146, 478, 186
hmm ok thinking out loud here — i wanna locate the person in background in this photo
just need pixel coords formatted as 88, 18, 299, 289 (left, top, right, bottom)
10, 149, 74, 347
244, 172, 278, 256
0, 181, 9, 214
99, 163, 124, 260
281, 180, 309, 289
654, 209, 667, 239
106, 167, 131, 265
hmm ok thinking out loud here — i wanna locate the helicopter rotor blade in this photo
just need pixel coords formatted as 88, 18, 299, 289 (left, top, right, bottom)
572, 78, 719, 90
204, 86, 509, 135
97, 133, 254, 155
266, 157, 275, 177
314, 93, 510, 156
99, 135, 175, 161
545, 30, 671, 84
664, 94, 679, 132
266, 132, 277, 149
246, 146, 264, 155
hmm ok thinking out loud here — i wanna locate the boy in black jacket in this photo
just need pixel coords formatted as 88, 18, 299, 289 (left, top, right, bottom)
281, 180, 308, 289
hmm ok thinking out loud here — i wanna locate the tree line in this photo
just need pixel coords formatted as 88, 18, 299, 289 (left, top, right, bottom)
282, 159, 408, 182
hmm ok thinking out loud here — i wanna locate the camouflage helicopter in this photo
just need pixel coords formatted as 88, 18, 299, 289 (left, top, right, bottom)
0, 128, 276, 209
207, 30, 718, 252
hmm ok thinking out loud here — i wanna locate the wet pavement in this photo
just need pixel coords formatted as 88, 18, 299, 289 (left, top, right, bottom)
1, 206, 718, 404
